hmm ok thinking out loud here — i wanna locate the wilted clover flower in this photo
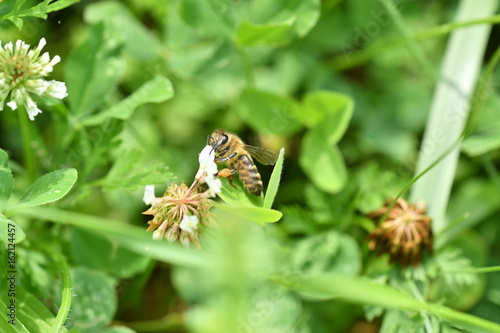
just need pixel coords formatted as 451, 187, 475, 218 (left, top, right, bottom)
0, 38, 68, 120
367, 197, 433, 268
143, 145, 223, 247
143, 182, 213, 248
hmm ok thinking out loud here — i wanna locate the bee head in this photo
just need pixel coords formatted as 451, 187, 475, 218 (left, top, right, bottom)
208, 130, 228, 152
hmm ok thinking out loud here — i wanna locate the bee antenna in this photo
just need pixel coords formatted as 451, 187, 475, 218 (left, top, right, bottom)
206, 135, 212, 145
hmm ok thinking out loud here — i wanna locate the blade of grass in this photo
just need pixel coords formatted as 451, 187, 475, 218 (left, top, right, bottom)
18, 207, 211, 268
331, 14, 500, 71
263, 148, 285, 209
410, 0, 498, 232
271, 272, 500, 333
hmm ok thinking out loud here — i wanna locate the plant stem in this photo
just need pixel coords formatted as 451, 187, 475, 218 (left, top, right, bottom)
331, 14, 500, 71
410, 0, 498, 233
50, 252, 72, 333
18, 108, 38, 182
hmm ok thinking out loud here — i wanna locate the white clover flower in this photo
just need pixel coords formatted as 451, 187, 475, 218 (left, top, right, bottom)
179, 214, 199, 234
0, 38, 68, 120
143, 185, 158, 206
196, 145, 222, 197
205, 174, 222, 197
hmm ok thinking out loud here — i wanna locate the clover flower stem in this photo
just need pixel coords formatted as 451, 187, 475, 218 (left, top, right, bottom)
18, 107, 38, 181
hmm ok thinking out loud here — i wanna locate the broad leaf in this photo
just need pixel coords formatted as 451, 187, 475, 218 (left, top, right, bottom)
15, 169, 77, 209
462, 132, 500, 157
84, 1, 162, 60
81, 75, 174, 126
65, 22, 124, 116
299, 128, 347, 193
238, 88, 303, 135
65, 268, 117, 331
301, 91, 354, 143
1, 0, 78, 29
91, 149, 172, 190
235, 20, 294, 46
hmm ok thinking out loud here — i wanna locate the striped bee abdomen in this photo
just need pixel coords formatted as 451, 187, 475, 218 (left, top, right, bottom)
236, 154, 263, 196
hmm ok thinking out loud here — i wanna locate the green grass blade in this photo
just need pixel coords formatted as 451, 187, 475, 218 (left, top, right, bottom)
263, 148, 285, 209
272, 272, 500, 333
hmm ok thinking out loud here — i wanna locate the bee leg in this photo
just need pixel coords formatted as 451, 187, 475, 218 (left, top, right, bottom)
217, 168, 237, 187
215, 152, 237, 163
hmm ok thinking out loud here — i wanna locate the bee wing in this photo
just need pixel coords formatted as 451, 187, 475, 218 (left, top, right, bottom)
245, 145, 279, 165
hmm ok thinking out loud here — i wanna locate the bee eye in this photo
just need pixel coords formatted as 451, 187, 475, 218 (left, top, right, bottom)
220, 134, 228, 145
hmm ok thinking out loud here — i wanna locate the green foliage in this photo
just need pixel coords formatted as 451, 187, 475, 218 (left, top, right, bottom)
0, 0, 78, 29
13, 168, 77, 209
0, 288, 69, 333
2, 0, 500, 332
64, 267, 117, 332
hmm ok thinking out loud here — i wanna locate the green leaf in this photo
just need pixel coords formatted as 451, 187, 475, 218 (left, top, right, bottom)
71, 229, 151, 278
65, 22, 124, 116
299, 129, 347, 193
66, 268, 117, 332
14, 169, 77, 209
462, 132, 500, 156
301, 91, 354, 142
215, 204, 282, 225
217, 176, 264, 207
1, 0, 78, 29
0, 149, 13, 207
263, 148, 285, 209
235, 20, 294, 46
288, 0, 321, 37
84, 1, 162, 60
0, 287, 69, 333
238, 88, 303, 135
0, 216, 26, 244
179, 0, 235, 37
91, 149, 172, 190
292, 231, 361, 276
81, 75, 174, 126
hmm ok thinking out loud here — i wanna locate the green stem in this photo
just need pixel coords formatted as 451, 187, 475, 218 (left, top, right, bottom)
379, 0, 437, 83
18, 108, 38, 182
331, 14, 500, 71
50, 252, 72, 333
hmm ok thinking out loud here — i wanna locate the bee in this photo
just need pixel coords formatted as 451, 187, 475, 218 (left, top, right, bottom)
208, 129, 279, 196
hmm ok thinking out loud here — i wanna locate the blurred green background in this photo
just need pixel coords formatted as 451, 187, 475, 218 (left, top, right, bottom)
1, 0, 500, 332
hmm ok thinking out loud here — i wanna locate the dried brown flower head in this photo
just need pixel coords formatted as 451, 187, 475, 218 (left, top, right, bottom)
367, 197, 433, 267
142, 182, 213, 248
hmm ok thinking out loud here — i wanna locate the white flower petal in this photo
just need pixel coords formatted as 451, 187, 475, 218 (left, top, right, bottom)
152, 229, 166, 240
143, 185, 157, 206
25, 98, 42, 120
6, 101, 17, 110
196, 145, 218, 180
26, 79, 50, 95
49, 55, 61, 66
205, 174, 222, 197
179, 215, 199, 233
44, 80, 68, 99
